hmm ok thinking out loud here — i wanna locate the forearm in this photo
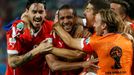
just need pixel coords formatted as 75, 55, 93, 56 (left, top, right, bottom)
8, 47, 41, 69
54, 24, 83, 50
46, 54, 84, 71
51, 47, 86, 60
53, 61, 83, 71
54, 24, 72, 46
8, 52, 33, 69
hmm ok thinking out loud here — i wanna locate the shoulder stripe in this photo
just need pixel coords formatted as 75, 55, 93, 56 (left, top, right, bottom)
81, 38, 85, 49
7, 50, 18, 55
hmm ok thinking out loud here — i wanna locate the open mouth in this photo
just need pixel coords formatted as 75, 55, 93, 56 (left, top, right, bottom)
33, 19, 42, 25
64, 25, 72, 31
33, 17, 42, 22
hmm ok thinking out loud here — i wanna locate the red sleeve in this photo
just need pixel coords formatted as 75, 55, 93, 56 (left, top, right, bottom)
130, 23, 134, 31
82, 38, 93, 53
6, 31, 21, 55
6, 20, 31, 55
53, 34, 65, 48
11, 20, 25, 38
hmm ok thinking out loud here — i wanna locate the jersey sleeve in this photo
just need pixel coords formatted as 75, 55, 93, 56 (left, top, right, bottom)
130, 23, 134, 31
6, 32, 21, 55
6, 20, 31, 55
81, 37, 93, 53
53, 34, 65, 48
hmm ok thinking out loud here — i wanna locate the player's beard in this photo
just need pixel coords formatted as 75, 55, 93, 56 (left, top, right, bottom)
31, 17, 43, 30
62, 23, 73, 32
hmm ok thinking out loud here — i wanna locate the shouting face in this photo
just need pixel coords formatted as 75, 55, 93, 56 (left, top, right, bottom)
27, 3, 46, 30
83, 3, 95, 28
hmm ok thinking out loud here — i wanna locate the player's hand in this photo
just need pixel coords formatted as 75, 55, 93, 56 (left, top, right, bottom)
36, 39, 53, 53
82, 58, 99, 69
53, 22, 61, 28
21, 11, 28, 19
21, 11, 30, 28
54, 10, 59, 23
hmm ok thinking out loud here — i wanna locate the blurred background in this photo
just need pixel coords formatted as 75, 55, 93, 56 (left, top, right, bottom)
0, 0, 134, 75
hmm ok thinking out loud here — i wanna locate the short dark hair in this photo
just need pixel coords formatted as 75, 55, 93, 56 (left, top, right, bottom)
58, 4, 77, 17
88, 0, 110, 14
26, 0, 46, 9
110, 0, 130, 15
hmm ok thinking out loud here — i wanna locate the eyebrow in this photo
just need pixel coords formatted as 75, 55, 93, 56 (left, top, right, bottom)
59, 16, 74, 19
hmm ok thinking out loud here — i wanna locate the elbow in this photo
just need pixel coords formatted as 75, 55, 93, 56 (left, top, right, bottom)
8, 57, 21, 69
45, 54, 61, 71
50, 63, 61, 71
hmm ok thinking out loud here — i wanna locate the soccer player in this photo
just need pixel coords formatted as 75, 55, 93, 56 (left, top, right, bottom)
5, 0, 53, 75
45, 5, 98, 75
110, 0, 134, 35
77, 0, 110, 38
54, 9, 133, 75
110, 2, 134, 74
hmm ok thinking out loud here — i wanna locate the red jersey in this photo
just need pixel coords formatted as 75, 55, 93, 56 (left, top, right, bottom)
6, 20, 53, 75
127, 22, 134, 75
47, 34, 82, 75
130, 23, 134, 31
81, 33, 133, 75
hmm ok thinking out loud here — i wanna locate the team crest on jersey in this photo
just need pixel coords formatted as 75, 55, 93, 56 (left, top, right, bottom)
12, 22, 24, 38
85, 37, 90, 44
16, 22, 24, 31
110, 46, 122, 69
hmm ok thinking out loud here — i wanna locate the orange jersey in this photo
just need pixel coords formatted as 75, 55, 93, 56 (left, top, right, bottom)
82, 33, 133, 75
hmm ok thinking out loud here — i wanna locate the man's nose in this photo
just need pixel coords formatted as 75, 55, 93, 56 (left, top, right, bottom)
63, 18, 69, 24
35, 13, 41, 18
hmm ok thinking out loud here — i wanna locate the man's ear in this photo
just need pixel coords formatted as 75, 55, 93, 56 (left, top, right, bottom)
102, 23, 107, 30
26, 9, 29, 13
21, 9, 29, 19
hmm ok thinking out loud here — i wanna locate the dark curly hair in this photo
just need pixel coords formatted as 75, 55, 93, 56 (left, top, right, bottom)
26, 0, 46, 9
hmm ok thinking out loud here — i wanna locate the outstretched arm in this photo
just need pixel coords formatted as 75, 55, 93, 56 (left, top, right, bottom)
46, 54, 98, 71
51, 47, 86, 60
54, 23, 83, 50
8, 39, 52, 69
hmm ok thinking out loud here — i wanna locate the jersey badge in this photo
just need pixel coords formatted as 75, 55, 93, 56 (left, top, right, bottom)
85, 37, 90, 44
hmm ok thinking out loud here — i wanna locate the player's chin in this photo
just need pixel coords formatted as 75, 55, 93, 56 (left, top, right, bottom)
33, 22, 42, 28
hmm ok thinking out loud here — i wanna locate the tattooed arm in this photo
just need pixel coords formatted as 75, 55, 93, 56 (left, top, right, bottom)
8, 52, 33, 69
8, 39, 52, 69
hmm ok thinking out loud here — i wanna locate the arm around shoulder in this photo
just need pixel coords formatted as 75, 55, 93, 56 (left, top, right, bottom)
53, 23, 83, 50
